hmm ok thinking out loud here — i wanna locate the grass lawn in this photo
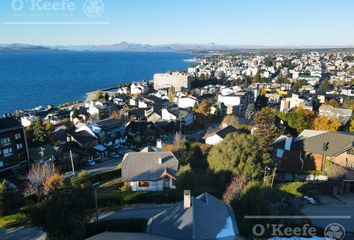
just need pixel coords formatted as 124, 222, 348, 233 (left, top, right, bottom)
277, 182, 307, 198
0, 212, 29, 228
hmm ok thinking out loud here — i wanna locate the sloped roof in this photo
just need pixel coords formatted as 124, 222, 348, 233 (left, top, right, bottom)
147, 192, 239, 240
122, 152, 179, 181
0, 117, 22, 132
273, 130, 354, 157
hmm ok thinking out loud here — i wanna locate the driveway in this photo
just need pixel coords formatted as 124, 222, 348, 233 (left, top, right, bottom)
302, 194, 354, 234
85, 158, 122, 176
99, 204, 172, 220
0, 226, 45, 240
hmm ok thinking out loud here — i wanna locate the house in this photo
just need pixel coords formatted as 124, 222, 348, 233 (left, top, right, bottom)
87, 101, 110, 120
279, 94, 312, 113
318, 104, 353, 125
0, 116, 30, 173
121, 151, 179, 191
93, 118, 127, 145
178, 96, 198, 109
146, 190, 240, 239
86, 191, 240, 240
69, 130, 98, 151
161, 108, 195, 127
272, 130, 354, 172
217, 91, 254, 114
204, 126, 242, 145
125, 121, 161, 144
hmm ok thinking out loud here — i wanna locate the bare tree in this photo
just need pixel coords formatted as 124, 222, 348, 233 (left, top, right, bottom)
27, 162, 57, 201
223, 174, 247, 204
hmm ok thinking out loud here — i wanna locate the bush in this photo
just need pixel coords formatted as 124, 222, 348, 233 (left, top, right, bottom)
86, 219, 147, 238
89, 169, 121, 184
0, 180, 25, 216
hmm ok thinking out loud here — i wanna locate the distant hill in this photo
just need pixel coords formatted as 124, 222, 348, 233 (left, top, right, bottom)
0, 43, 56, 52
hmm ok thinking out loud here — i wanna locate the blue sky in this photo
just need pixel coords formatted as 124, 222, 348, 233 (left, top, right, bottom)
0, 0, 353, 46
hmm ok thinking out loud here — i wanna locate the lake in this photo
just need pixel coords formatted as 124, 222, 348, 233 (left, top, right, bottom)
0, 51, 197, 114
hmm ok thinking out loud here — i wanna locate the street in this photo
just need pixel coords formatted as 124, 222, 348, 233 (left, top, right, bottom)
302, 194, 354, 234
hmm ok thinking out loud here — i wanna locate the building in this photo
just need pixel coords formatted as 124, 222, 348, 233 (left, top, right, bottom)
154, 72, 194, 91
272, 130, 354, 172
318, 104, 353, 125
205, 126, 241, 145
121, 150, 179, 191
279, 94, 312, 113
146, 190, 240, 239
86, 191, 241, 240
0, 116, 30, 173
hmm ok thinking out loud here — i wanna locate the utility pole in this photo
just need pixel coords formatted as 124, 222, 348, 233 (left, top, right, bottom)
70, 150, 75, 175
271, 165, 277, 189
92, 182, 100, 222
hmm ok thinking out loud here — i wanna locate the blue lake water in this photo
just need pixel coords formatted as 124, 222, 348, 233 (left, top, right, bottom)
0, 51, 197, 114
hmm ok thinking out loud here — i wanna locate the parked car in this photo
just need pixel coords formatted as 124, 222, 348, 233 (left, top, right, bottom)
63, 171, 76, 178
87, 159, 96, 167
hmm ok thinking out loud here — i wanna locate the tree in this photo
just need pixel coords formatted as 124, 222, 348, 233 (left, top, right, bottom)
319, 80, 333, 92
245, 103, 256, 123
278, 108, 317, 134
95, 90, 103, 100
231, 182, 304, 237
255, 94, 268, 111
71, 108, 79, 120
33, 120, 49, 144
312, 116, 341, 131
197, 99, 211, 115
26, 162, 58, 201
168, 86, 176, 103
31, 178, 94, 240
221, 114, 239, 128
208, 133, 272, 179
254, 107, 279, 153
350, 120, 354, 132
192, 101, 199, 111
0, 180, 24, 216
189, 144, 208, 171
253, 71, 261, 83
222, 174, 247, 204
291, 79, 307, 93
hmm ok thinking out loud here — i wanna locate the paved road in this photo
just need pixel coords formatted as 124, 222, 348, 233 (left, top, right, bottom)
0, 226, 45, 240
85, 158, 122, 175
99, 204, 172, 220
302, 194, 354, 234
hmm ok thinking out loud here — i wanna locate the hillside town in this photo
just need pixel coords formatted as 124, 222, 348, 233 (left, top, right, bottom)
1, 50, 354, 239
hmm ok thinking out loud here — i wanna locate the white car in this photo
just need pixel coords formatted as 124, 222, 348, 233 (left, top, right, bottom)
87, 159, 96, 167
63, 171, 76, 178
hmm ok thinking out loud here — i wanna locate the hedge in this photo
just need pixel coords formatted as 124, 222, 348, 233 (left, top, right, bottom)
86, 218, 147, 238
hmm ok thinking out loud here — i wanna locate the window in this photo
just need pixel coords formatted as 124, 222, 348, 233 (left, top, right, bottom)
276, 149, 284, 158
2, 148, 13, 157
0, 161, 3, 167
138, 181, 150, 187
16, 143, 23, 150
15, 133, 21, 140
0, 137, 11, 146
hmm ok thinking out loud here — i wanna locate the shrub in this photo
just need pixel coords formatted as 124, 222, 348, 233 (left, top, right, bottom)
0, 180, 25, 216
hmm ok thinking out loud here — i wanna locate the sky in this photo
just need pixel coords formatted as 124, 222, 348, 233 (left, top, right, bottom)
0, 0, 354, 46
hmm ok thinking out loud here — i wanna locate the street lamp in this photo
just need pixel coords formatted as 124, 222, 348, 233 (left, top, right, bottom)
92, 182, 100, 222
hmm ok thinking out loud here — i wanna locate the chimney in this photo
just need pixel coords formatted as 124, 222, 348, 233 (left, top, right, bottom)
158, 157, 162, 165
66, 134, 72, 143
156, 139, 162, 152
183, 190, 191, 210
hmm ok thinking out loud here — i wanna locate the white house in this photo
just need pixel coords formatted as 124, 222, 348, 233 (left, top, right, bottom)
205, 126, 238, 145
177, 96, 197, 109
121, 151, 179, 191
161, 108, 194, 126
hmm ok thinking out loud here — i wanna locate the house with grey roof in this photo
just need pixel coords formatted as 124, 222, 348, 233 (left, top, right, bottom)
272, 130, 354, 173
86, 191, 241, 240
204, 126, 248, 145
146, 190, 240, 239
121, 150, 179, 191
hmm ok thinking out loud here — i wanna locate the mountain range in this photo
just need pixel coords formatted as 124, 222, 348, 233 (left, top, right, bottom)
1, 42, 353, 52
